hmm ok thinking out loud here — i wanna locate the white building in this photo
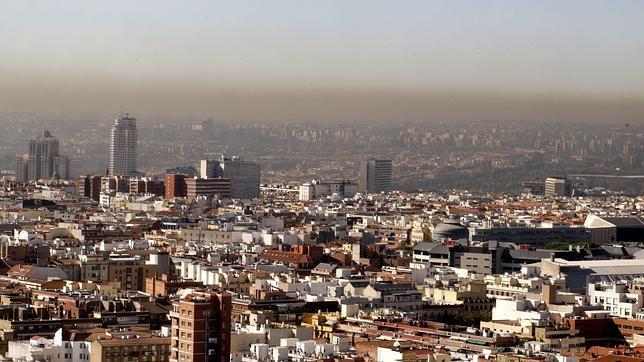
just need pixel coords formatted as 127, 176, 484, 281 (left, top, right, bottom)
109, 113, 137, 176
299, 179, 357, 201
587, 281, 643, 318
7, 328, 92, 362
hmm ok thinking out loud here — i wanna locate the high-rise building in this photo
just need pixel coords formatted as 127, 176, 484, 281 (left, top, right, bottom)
211, 155, 260, 199
16, 131, 70, 182
109, 114, 137, 176
545, 177, 571, 197
15, 154, 29, 183
360, 159, 393, 193
53, 155, 70, 179
170, 290, 232, 362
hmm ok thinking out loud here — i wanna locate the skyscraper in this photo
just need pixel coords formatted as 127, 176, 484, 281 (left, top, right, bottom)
360, 159, 393, 193
15, 154, 29, 183
109, 113, 137, 176
15, 130, 70, 182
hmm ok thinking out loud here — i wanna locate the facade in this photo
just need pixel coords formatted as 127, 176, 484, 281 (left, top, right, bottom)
185, 177, 231, 199
587, 282, 643, 318
101, 175, 130, 194
107, 256, 158, 291
545, 177, 571, 197
15, 154, 30, 183
170, 290, 232, 362
199, 159, 216, 179
199, 156, 260, 199
109, 114, 138, 176
471, 223, 591, 245
77, 175, 103, 201
584, 214, 644, 243
165, 174, 188, 199
522, 180, 546, 195
129, 177, 165, 196
299, 179, 358, 201
411, 242, 507, 275
360, 159, 392, 193
91, 329, 171, 362
213, 156, 260, 199
53, 155, 71, 179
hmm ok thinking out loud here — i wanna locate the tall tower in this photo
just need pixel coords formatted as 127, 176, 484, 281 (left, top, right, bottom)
109, 113, 137, 176
18, 130, 67, 182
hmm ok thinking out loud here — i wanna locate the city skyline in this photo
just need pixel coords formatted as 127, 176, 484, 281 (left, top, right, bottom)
1, 3, 644, 362
0, 1, 643, 122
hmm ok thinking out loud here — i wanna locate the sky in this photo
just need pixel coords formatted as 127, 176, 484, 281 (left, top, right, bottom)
1, 1, 643, 122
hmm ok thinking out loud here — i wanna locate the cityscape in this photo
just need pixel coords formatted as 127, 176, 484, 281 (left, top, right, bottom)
1, 2, 644, 362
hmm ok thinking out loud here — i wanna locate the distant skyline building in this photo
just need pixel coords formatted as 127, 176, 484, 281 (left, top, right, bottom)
360, 159, 393, 193
200, 155, 260, 199
108, 113, 137, 177
545, 177, 572, 197
15, 130, 70, 182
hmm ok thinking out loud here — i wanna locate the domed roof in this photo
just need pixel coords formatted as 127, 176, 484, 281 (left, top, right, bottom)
432, 218, 469, 241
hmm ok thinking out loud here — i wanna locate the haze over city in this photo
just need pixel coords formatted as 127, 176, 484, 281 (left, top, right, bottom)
1, 1, 644, 122
2, 2, 644, 362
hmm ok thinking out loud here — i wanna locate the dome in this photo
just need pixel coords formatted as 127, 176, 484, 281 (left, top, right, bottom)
432, 218, 469, 241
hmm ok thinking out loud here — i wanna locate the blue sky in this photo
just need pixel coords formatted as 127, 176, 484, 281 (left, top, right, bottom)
1, 1, 643, 121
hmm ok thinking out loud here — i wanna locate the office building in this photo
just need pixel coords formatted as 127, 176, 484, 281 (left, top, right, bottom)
185, 177, 230, 199
170, 290, 232, 362
109, 113, 137, 176
16, 131, 70, 182
522, 180, 545, 195
545, 177, 571, 197
206, 155, 260, 199
360, 159, 393, 193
